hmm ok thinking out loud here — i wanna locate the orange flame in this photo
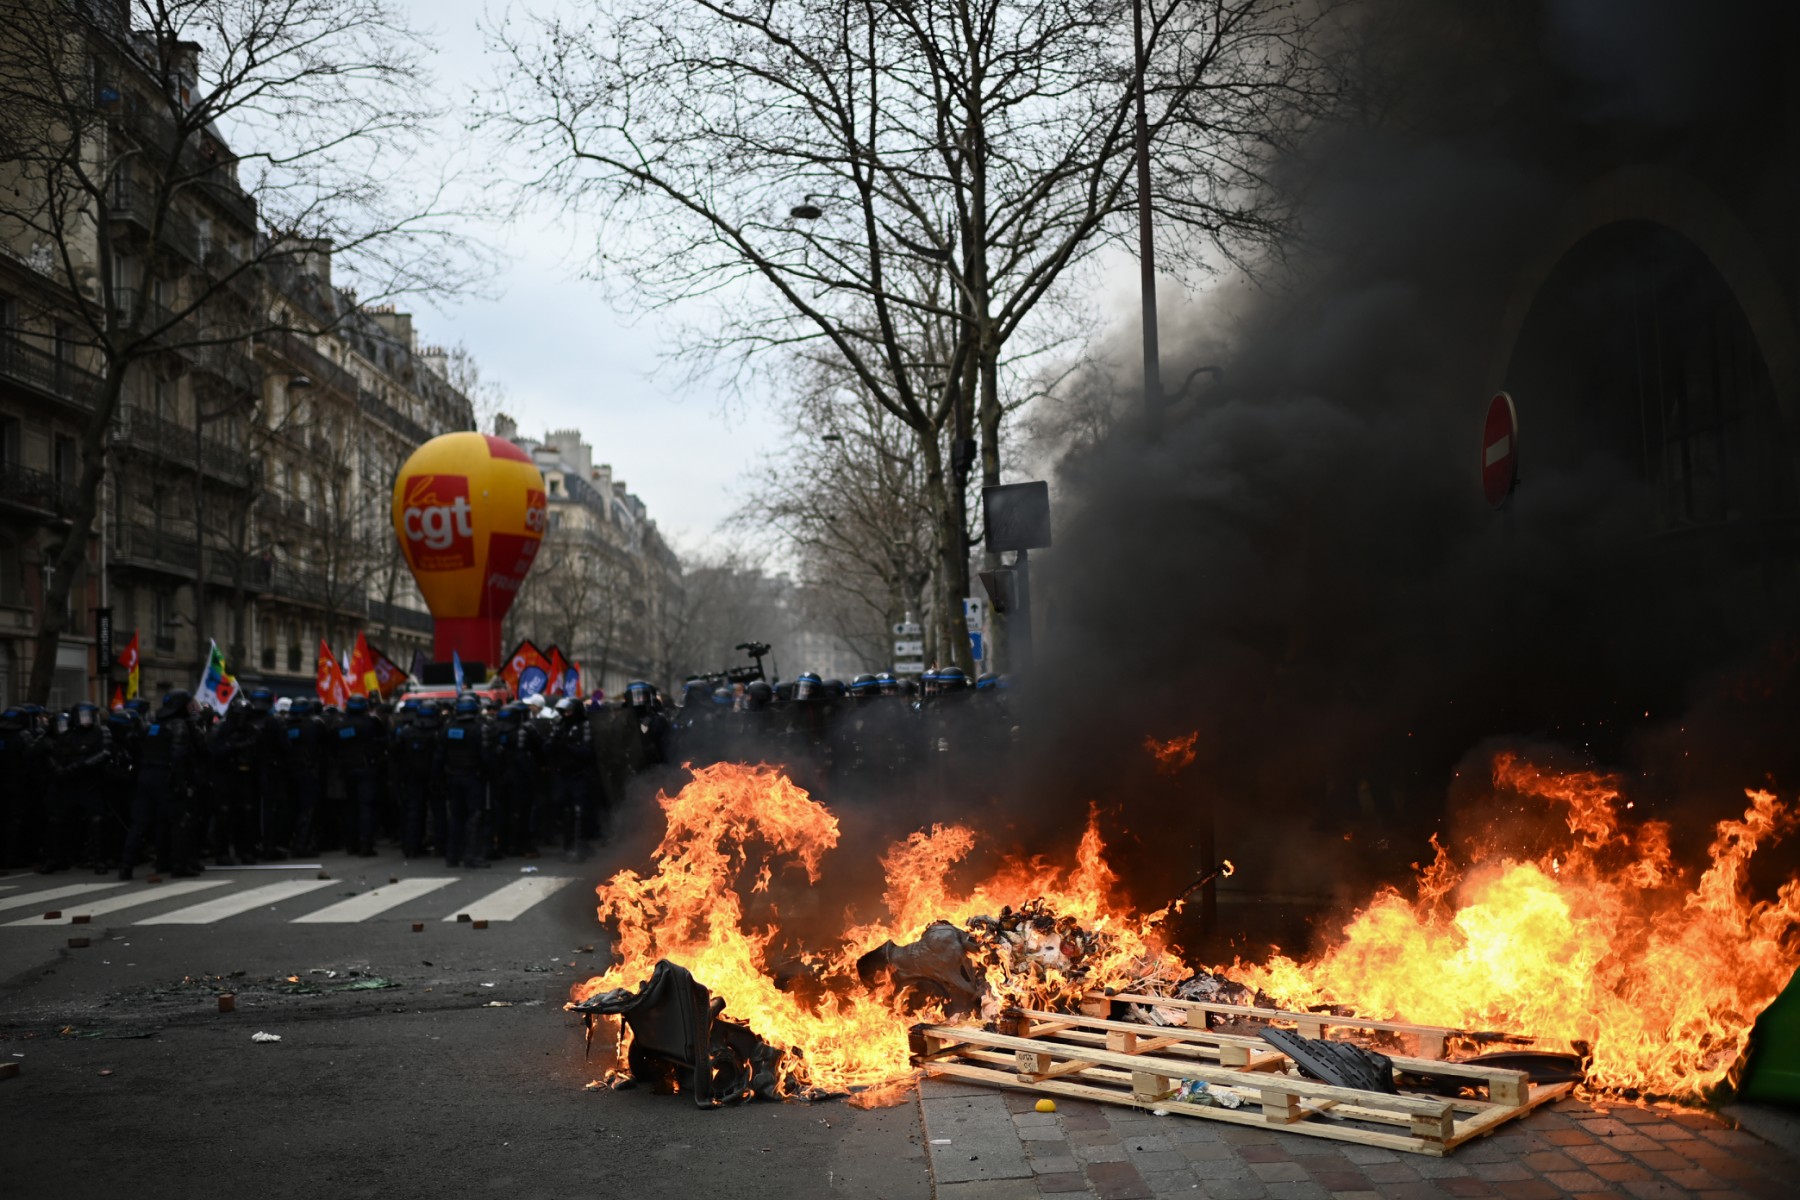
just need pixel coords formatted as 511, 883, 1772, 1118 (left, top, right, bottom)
574, 755, 1799, 1102
1145, 731, 1200, 774
1233, 752, 1800, 1096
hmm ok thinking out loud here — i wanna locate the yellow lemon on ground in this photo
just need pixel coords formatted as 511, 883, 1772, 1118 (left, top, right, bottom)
1035, 1098, 1056, 1113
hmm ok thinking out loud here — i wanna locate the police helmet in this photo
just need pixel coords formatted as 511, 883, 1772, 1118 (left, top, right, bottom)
156, 689, 192, 720
625, 680, 654, 709
495, 702, 523, 723
792, 671, 822, 701
712, 687, 732, 706
849, 673, 879, 697
72, 701, 100, 727
930, 666, 969, 694
454, 693, 482, 716
824, 678, 847, 699
744, 680, 773, 711
125, 698, 150, 716
345, 694, 369, 714
249, 687, 275, 712
875, 672, 900, 697
976, 672, 1001, 691
680, 679, 710, 707
555, 696, 581, 715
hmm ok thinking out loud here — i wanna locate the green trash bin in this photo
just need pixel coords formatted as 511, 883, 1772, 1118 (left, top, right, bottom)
1739, 966, 1800, 1104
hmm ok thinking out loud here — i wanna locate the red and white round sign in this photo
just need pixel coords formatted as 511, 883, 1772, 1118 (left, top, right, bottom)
1482, 391, 1518, 508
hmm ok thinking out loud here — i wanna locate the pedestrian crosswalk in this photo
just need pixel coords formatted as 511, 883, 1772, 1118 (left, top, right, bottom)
0, 873, 577, 927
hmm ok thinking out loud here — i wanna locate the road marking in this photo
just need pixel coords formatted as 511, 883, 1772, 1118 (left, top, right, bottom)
442, 875, 576, 922
0, 882, 128, 915
10, 880, 229, 925
291, 877, 455, 923
137, 879, 337, 925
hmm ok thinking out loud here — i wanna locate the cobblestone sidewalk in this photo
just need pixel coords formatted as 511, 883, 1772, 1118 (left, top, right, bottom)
917, 1076, 1797, 1200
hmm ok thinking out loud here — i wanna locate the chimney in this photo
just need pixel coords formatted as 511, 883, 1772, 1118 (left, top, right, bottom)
493, 413, 518, 441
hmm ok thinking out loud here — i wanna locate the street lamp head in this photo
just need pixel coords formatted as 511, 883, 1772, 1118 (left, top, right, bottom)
288, 373, 314, 391
789, 204, 823, 220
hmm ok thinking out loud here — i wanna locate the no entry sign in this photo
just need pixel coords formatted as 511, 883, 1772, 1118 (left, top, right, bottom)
1482, 391, 1519, 508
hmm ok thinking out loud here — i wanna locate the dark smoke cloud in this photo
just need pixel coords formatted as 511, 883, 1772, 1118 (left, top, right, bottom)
1014, 0, 1800, 946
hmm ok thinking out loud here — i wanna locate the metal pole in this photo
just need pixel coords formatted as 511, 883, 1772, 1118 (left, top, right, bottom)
1013, 549, 1033, 672
194, 401, 206, 682
1132, 0, 1162, 424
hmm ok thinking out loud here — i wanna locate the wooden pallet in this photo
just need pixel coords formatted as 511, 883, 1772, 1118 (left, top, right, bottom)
914, 1003, 1572, 1156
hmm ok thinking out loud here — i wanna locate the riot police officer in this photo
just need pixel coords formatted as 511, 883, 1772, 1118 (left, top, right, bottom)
491, 702, 542, 857
432, 693, 490, 868
395, 699, 441, 859
119, 689, 200, 879
283, 699, 328, 855
331, 694, 387, 856
548, 696, 597, 861
46, 703, 113, 873
0, 706, 51, 868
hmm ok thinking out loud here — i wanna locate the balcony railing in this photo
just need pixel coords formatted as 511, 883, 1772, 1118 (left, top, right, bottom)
186, 339, 262, 394
114, 522, 200, 574
114, 404, 255, 489
369, 597, 434, 634
115, 102, 259, 232
107, 180, 203, 264
201, 244, 261, 305
0, 460, 81, 518
0, 329, 103, 411
357, 389, 430, 446
271, 563, 366, 614
110, 286, 185, 341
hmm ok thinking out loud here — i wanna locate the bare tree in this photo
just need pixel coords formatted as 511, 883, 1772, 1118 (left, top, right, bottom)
732, 356, 939, 664
491, 0, 1334, 668
0, 0, 480, 703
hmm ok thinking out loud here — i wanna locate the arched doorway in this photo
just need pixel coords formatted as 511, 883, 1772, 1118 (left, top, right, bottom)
1506, 219, 1797, 535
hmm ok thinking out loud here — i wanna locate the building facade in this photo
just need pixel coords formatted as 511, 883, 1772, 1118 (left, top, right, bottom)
0, 16, 474, 705
496, 420, 683, 694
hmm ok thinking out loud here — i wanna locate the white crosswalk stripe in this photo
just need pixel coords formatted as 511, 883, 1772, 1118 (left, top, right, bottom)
0, 873, 578, 926
0, 882, 128, 915
137, 879, 337, 925
290, 877, 456, 923
441, 875, 576, 922
10, 880, 229, 925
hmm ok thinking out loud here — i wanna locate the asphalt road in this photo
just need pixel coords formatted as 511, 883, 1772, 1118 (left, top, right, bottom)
0, 856, 932, 1200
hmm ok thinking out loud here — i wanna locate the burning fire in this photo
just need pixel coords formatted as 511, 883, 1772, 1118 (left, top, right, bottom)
1145, 731, 1200, 774
573, 754, 1799, 1103
1233, 752, 1800, 1096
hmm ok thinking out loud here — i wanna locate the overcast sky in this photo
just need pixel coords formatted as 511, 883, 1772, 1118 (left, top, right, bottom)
395, 0, 788, 553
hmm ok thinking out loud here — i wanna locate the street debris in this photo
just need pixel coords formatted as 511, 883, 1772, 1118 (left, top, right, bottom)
251, 1032, 281, 1043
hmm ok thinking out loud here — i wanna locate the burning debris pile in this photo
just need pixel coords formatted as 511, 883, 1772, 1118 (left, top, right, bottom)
569, 758, 1800, 1107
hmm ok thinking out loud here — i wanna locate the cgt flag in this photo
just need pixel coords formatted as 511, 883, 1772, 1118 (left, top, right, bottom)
348, 631, 380, 697
316, 639, 350, 709
545, 646, 569, 697
196, 640, 239, 714
504, 640, 552, 699
368, 639, 409, 696
117, 630, 140, 700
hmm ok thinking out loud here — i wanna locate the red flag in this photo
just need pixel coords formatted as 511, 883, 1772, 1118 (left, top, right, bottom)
316, 639, 350, 708
347, 632, 380, 697
117, 631, 141, 699
545, 646, 569, 697
111, 685, 125, 709
502, 640, 554, 699
367, 639, 409, 697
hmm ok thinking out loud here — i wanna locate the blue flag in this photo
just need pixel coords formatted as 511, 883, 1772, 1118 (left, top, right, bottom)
452, 649, 465, 692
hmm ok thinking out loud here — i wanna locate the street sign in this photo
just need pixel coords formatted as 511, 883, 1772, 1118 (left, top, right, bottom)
964, 597, 987, 630
894, 639, 924, 657
969, 631, 985, 662
894, 660, 925, 675
1482, 391, 1519, 508
892, 620, 922, 637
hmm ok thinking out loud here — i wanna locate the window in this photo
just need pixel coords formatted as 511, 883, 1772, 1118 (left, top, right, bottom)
0, 540, 22, 606
0, 415, 19, 466
53, 435, 77, 485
